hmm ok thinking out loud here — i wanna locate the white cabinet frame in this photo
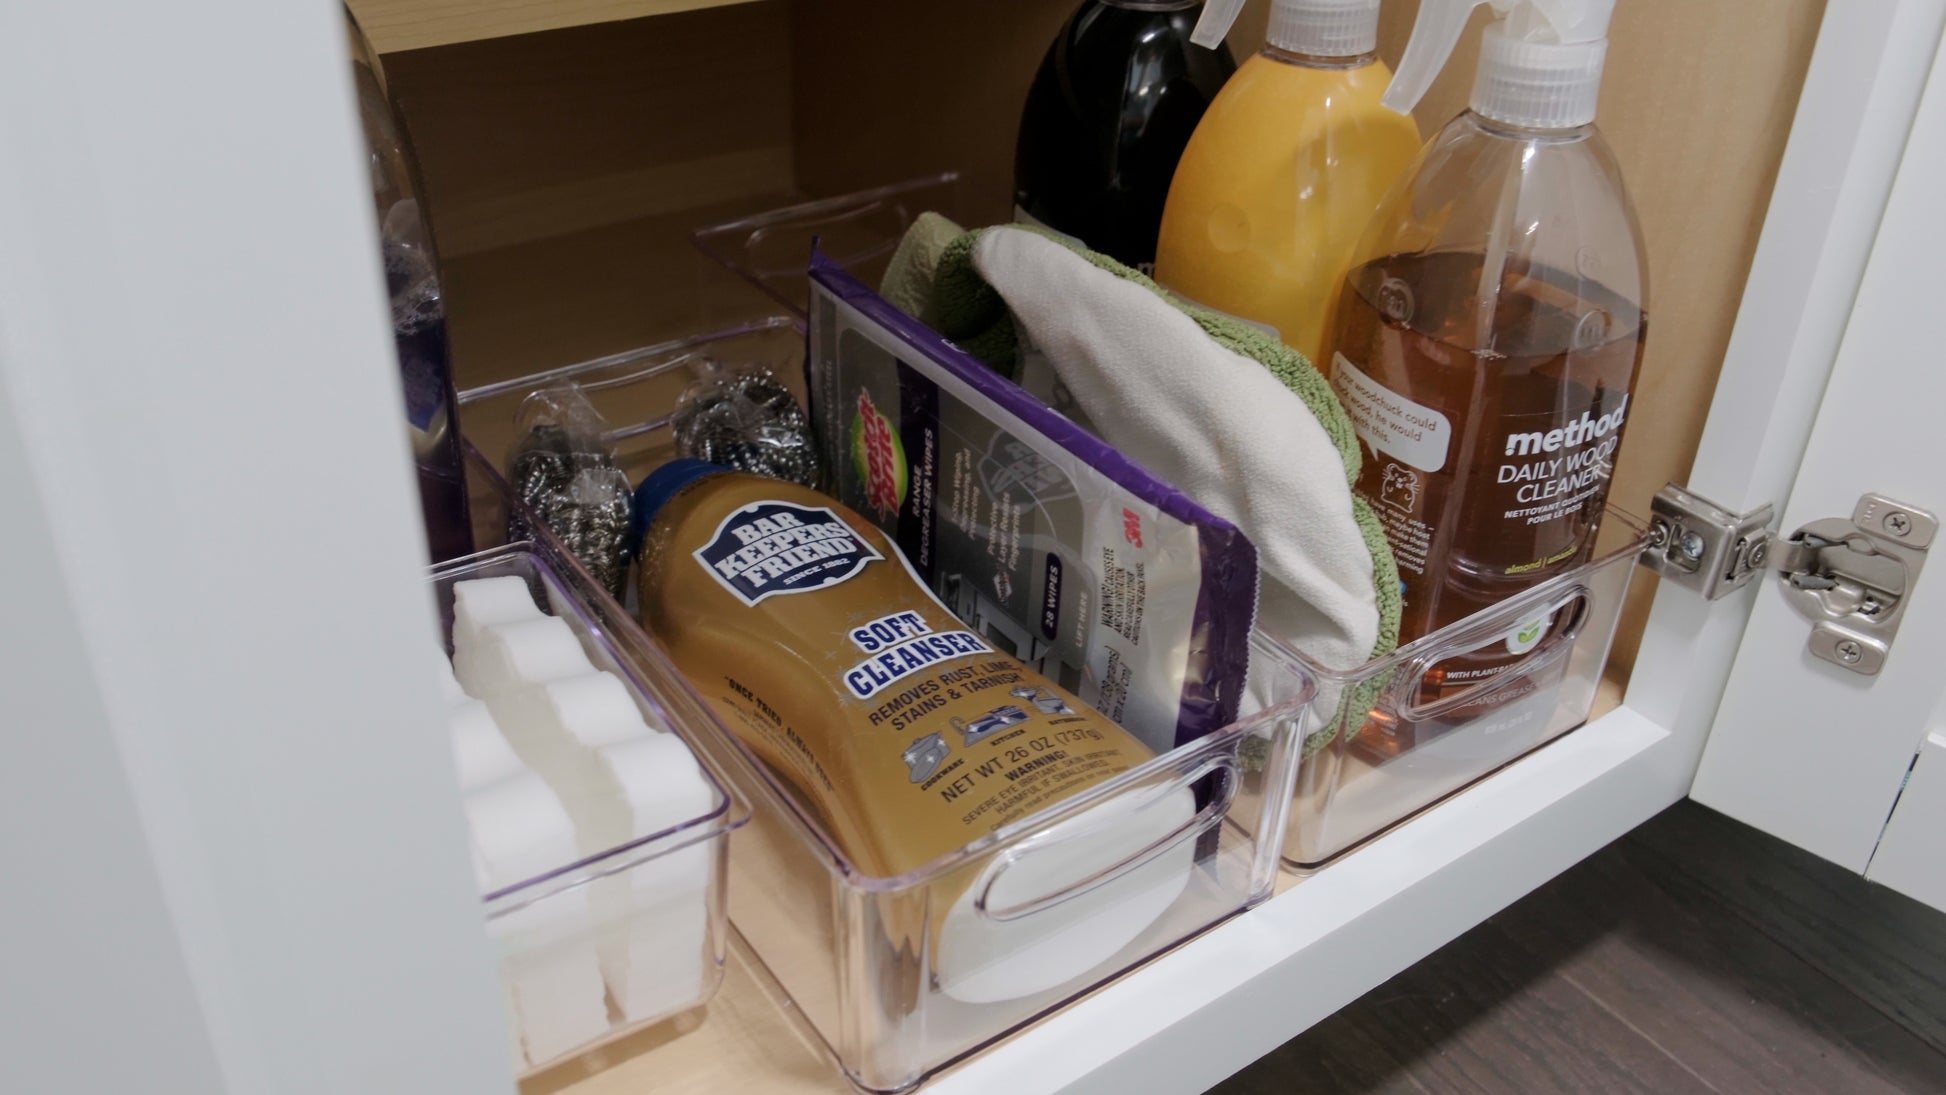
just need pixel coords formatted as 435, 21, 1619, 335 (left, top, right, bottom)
2, 1, 1939, 1092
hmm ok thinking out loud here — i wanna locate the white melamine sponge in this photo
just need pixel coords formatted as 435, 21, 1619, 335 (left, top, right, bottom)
491, 672, 654, 811
603, 734, 716, 839
498, 671, 652, 769
593, 734, 719, 1022
451, 576, 545, 654
487, 884, 608, 1069
607, 884, 710, 1025
546, 672, 655, 751
450, 572, 721, 1050
465, 771, 578, 893
456, 616, 593, 699
466, 768, 611, 1067
450, 700, 524, 792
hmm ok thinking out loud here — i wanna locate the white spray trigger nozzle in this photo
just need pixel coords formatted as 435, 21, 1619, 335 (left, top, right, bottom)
1505, 0, 1611, 45
1381, 0, 1614, 118
1382, 0, 1504, 115
1191, 0, 1247, 49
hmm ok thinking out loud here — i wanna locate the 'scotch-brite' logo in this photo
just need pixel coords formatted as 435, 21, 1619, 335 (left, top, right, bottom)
694, 500, 882, 606
852, 389, 908, 516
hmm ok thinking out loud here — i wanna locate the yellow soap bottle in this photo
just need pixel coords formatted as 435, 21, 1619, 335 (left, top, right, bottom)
1154, 0, 1420, 365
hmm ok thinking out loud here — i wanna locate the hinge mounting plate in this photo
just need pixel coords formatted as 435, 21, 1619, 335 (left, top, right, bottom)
1642, 485, 1774, 601
1641, 485, 1934, 675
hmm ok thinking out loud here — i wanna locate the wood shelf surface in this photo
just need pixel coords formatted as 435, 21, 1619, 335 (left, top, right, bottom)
523, 938, 849, 1095
348, 0, 763, 54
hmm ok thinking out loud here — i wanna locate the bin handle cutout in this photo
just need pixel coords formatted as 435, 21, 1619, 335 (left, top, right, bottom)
970, 755, 1236, 924
1393, 583, 1593, 725
747, 197, 915, 281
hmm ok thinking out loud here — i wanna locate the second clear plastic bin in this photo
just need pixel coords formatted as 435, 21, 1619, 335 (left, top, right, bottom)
1275, 515, 1646, 867
457, 324, 1311, 1092
689, 179, 1653, 874
691, 172, 965, 321
431, 544, 745, 1075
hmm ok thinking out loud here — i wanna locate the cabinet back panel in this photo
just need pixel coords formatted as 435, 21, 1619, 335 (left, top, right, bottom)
383, 0, 1823, 688
349, 0, 765, 54
382, 2, 794, 258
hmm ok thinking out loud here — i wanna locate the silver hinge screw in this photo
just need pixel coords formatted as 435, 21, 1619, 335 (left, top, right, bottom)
1884, 511, 1913, 537
1835, 639, 1864, 664
1678, 531, 1707, 562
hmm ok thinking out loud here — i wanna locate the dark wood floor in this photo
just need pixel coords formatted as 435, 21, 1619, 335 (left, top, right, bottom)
1216, 802, 1946, 1094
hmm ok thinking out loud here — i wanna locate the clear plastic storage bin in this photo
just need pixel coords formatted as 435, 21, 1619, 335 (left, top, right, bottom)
690, 178, 1652, 876
431, 544, 746, 1075
457, 327, 1314, 1092
455, 315, 806, 484
691, 171, 964, 320
716, 643, 1310, 1091
1276, 514, 1648, 868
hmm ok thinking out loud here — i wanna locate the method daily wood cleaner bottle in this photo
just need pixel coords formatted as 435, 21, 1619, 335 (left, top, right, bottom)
631, 460, 1195, 1003
1324, 0, 1646, 751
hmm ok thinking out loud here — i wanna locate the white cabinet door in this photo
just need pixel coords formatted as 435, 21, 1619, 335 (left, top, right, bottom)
1866, 731, 1946, 908
1690, 12, 1946, 901
0, 1, 514, 1091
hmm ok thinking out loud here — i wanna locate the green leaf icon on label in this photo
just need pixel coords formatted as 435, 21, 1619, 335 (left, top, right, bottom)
1505, 614, 1551, 656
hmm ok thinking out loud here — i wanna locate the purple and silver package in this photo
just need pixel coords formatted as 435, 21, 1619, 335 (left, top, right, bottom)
806, 250, 1257, 752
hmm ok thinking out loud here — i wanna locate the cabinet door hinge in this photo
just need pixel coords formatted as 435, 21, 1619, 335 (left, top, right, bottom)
1641, 485, 1934, 675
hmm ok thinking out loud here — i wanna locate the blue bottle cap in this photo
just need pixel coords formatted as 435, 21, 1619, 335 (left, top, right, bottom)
630, 459, 732, 554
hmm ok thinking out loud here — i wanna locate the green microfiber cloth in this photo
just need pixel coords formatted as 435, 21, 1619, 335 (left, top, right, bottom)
878, 211, 962, 329
880, 221, 1401, 757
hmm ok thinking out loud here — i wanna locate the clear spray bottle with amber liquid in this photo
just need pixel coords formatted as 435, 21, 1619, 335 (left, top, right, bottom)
1322, 0, 1646, 756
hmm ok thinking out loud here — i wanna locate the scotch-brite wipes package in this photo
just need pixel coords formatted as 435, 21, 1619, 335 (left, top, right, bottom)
807, 250, 1257, 752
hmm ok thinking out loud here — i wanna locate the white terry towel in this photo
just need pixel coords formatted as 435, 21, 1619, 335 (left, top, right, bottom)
970, 227, 1381, 674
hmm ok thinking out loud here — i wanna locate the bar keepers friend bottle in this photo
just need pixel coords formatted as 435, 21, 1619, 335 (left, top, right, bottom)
1324, 0, 1645, 748
632, 461, 1196, 1003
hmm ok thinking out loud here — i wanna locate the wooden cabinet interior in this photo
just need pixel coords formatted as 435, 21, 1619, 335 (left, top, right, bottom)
349, 0, 768, 54
366, 0, 1824, 695
342, 4, 1833, 1089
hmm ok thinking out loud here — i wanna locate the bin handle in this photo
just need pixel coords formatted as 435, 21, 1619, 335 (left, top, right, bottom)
970, 755, 1235, 924
747, 196, 913, 276
1392, 583, 1593, 724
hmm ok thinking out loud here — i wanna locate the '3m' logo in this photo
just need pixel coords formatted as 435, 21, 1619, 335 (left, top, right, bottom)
1122, 508, 1144, 549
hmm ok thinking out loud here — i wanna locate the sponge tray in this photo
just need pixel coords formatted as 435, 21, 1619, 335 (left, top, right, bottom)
431, 545, 743, 1075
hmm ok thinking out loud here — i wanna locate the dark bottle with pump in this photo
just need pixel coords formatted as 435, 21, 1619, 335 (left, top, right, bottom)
1014, 0, 1236, 272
